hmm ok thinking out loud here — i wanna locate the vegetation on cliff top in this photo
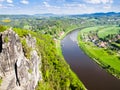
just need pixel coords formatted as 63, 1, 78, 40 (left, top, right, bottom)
0, 25, 7, 32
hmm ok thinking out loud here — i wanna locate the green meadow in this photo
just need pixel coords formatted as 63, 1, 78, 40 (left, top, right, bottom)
78, 26, 120, 78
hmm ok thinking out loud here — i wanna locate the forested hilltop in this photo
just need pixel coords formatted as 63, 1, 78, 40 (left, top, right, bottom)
0, 12, 120, 90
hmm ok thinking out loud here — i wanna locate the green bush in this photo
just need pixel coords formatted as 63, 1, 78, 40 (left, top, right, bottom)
0, 78, 2, 86
4, 36, 9, 43
14, 28, 29, 37
28, 69, 32, 74
21, 39, 32, 59
0, 25, 7, 32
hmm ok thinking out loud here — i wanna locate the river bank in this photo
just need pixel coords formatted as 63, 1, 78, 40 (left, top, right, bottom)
61, 29, 120, 90
77, 26, 120, 79
55, 28, 87, 90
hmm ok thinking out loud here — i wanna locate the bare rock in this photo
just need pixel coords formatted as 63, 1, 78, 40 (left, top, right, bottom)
0, 30, 42, 90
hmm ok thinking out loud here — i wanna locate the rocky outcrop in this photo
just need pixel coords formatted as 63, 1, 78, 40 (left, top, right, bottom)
0, 29, 42, 90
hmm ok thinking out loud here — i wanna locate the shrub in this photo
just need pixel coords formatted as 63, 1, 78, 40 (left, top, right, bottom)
21, 39, 32, 59
0, 77, 2, 86
4, 36, 9, 43
28, 69, 32, 74
0, 25, 7, 32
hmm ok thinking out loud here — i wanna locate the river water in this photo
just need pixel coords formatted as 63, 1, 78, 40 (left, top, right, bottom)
61, 29, 120, 90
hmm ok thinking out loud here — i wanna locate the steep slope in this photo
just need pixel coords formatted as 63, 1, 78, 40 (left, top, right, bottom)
0, 29, 42, 90
0, 26, 86, 90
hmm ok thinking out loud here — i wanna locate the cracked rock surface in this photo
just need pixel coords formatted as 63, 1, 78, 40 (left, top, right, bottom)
0, 30, 42, 90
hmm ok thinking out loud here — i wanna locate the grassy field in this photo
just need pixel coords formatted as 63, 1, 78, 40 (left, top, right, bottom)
80, 25, 120, 39
80, 26, 104, 33
98, 26, 120, 39
78, 26, 120, 78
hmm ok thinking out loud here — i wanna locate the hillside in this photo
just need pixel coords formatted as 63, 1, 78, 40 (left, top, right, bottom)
0, 25, 86, 90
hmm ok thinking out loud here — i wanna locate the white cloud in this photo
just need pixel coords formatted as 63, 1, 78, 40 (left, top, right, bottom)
85, 0, 113, 4
6, 0, 13, 3
20, 0, 29, 4
101, 0, 113, 4
0, 0, 119, 15
64, 3, 86, 8
36, 2, 104, 14
42, 1, 60, 9
43, 2, 50, 7
0, 4, 2, 8
85, 0, 100, 4
61, 3, 95, 14
39, 3, 92, 14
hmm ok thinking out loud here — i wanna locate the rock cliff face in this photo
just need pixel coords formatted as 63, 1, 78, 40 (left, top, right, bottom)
0, 30, 42, 90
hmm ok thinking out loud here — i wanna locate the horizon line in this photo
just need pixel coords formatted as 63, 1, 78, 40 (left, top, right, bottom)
0, 11, 120, 16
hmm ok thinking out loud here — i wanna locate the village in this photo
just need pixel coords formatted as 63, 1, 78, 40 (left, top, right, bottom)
82, 31, 120, 51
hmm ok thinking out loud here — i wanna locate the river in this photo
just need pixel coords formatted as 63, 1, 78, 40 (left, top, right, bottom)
61, 29, 120, 90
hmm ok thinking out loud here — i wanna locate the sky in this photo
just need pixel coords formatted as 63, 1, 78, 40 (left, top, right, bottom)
0, 0, 120, 15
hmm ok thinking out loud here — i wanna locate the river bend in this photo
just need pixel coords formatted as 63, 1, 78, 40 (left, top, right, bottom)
61, 29, 120, 90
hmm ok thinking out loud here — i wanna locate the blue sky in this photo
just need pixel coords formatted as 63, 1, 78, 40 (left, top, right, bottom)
0, 0, 120, 14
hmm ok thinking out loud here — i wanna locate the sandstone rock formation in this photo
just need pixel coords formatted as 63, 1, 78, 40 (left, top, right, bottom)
0, 29, 42, 90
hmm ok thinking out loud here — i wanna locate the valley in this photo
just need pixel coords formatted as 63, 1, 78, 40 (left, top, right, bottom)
0, 12, 120, 90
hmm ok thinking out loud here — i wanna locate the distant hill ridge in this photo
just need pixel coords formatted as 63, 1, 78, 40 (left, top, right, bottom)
0, 12, 120, 17
69, 12, 120, 17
